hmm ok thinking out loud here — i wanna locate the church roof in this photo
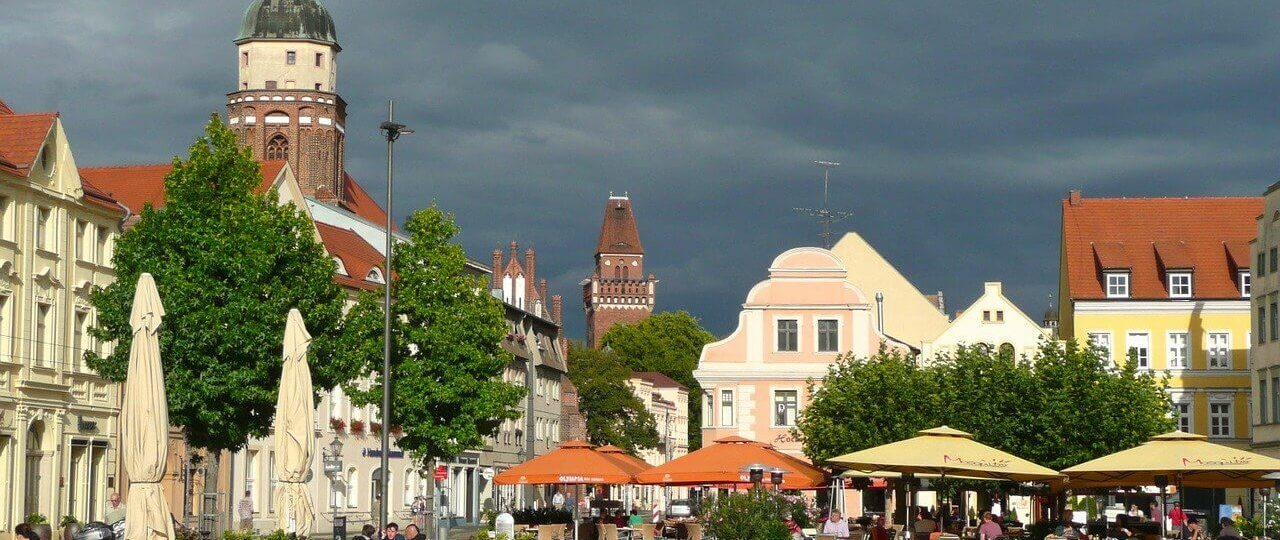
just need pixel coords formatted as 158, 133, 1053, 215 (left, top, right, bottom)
80, 161, 287, 214
315, 222, 384, 291
237, 0, 340, 50
595, 196, 644, 255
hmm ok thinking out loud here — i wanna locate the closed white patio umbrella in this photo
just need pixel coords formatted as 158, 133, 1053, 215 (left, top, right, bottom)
123, 273, 175, 540
274, 309, 316, 537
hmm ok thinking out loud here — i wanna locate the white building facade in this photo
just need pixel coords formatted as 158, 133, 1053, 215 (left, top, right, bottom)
920, 282, 1051, 363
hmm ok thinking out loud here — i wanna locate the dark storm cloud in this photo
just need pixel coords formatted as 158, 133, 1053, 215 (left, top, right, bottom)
5, 2, 1280, 336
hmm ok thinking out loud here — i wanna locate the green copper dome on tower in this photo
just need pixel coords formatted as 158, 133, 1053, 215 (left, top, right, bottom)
236, 0, 339, 50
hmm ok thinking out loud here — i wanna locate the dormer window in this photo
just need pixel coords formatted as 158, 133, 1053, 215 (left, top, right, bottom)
365, 267, 385, 284
1105, 272, 1130, 298
1241, 271, 1252, 298
1168, 272, 1192, 298
40, 143, 55, 177
333, 257, 348, 276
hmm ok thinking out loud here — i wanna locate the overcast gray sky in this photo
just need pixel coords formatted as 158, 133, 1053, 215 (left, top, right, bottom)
4, 2, 1278, 338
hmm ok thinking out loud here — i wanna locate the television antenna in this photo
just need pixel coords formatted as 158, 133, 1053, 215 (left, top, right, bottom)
794, 160, 852, 248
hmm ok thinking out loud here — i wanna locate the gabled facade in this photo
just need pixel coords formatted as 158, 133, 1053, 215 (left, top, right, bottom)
1250, 183, 1280, 460
920, 282, 1051, 363
0, 99, 127, 530
828, 232, 950, 349
1058, 190, 1258, 505
693, 247, 910, 459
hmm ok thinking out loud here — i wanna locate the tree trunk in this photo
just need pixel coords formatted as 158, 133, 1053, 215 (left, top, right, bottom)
202, 450, 224, 536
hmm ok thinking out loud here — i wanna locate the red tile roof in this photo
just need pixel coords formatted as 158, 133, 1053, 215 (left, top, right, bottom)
596, 196, 644, 255
80, 161, 287, 213
0, 99, 13, 115
339, 172, 391, 228
315, 222, 384, 291
1062, 194, 1262, 300
0, 111, 57, 177
632, 371, 686, 390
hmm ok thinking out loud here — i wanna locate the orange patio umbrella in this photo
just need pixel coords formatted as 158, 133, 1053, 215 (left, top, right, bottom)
633, 436, 827, 489
493, 440, 638, 485
597, 444, 653, 475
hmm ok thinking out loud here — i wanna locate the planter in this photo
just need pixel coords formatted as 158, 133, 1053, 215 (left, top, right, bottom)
62, 524, 80, 540
30, 524, 52, 540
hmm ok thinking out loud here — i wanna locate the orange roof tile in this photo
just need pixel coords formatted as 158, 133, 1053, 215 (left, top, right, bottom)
81, 160, 287, 214
315, 222, 384, 291
596, 196, 644, 255
339, 172, 391, 228
0, 112, 57, 177
633, 371, 686, 390
0, 99, 14, 116
1062, 195, 1262, 300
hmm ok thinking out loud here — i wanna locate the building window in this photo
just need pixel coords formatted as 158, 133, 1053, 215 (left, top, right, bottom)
34, 302, 51, 367
1168, 272, 1192, 298
1173, 402, 1191, 433
817, 319, 839, 352
267, 450, 277, 513
35, 207, 51, 251
1167, 332, 1188, 369
1242, 271, 1252, 298
1271, 297, 1279, 342
315, 52, 324, 67
1261, 304, 1269, 345
75, 221, 86, 260
996, 310, 1005, 322
1127, 332, 1150, 369
773, 390, 799, 427
286, 51, 297, 65
1272, 248, 1278, 274
74, 311, 88, 371
776, 319, 798, 352
1273, 376, 1280, 426
1261, 375, 1270, 425
0, 196, 9, 241
1105, 272, 1130, 298
242, 51, 249, 66
1210, 402, 1232, 438
266, 134, 289, 160
719, 389, 734, 427
702, 392, 713, 427
1087, 332, 1112, 365
982, 311, 991, 322
265, 80, 278, 90
346, 468, 358, 508
1260, 252, 1268, 277
1207, 332, 1231, 369
245, 450, 259, 511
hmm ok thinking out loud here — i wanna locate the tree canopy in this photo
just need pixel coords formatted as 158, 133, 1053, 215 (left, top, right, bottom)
566, 341, 659, 453
88, 115, 359, 452
600, 310, 715, 448
796, 340, 1174, 470
343, 205, 525, 462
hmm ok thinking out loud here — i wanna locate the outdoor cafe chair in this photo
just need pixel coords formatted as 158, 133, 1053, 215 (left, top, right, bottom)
684, 523, 703, 540
598, 524, 620, 540
635, 526, 656, 540
537, 524, 566, 540
817, 535, 837, 540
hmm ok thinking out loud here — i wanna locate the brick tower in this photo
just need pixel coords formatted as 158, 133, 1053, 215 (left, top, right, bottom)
582, 194, 658, 347
225, 0, 347, 202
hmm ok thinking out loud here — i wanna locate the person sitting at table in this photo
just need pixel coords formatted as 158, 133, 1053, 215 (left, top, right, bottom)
1106, 519, 1132, 540
916, 509, 939, 539
871, 516, 890, 540
785, 513, 804, 540
628, 509, 645, 529
979, 512, 1003, 540
823, 509, 851, 539
1217, 517, 1242, 540
1185, 518, 1204, 540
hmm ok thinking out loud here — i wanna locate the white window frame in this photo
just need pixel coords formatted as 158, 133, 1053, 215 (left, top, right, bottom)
34, 206, 51, 252
1207, 332, 1231, 370
1172, 400, 1192, 433
1209, 399, 1233, 438
1242, 271, 1252, 298
1087, 332, 1113, 365
1166, 332, 1188, 370
771, 389, 800, 428
1168, 272, 1193, 298
1127, 332, 1150, 370
1105, 272, 1130, 298
815, 318, 840, 353
702, 391, 713, 428
719, 388, 735, 427
775, 318, 799, 352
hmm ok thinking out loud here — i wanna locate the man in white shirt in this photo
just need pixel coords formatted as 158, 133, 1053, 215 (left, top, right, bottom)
105, 492, 126, 524
552, 489, 565, 510
823, 509, 851, 539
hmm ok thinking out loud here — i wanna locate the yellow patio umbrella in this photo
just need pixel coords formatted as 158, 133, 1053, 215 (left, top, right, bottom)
1062, 431, 1280, 488
273, 309, 316, 537
826, 426, 1061, 481
122, 273, 175, 540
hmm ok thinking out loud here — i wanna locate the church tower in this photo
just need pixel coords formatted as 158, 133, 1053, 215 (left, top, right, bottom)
582, 194, 658, 347
226, 0, 347, 202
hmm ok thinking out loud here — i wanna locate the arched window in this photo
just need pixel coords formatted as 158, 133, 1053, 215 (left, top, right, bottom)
266, 134, 289, 160
999, 342, 1016, 360
346, 467, 358, 508
333, 257, 348, 276
366, 267, 385, 284
622, 266, 629, 280
403, 467, 414, 506
614, 266, 621, 280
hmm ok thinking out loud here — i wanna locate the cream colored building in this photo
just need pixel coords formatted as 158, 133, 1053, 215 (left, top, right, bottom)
626, 372, 688, 508
0, 99, 126, 530
920, 282, 1051, 363
829, 232, 950, 349
1251, 182, 1280, 459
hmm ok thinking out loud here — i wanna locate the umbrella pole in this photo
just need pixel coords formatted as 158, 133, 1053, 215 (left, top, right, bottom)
1160, 484, 1167, 539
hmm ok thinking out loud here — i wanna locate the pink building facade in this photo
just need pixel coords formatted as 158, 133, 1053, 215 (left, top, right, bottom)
693, 247, 908, 458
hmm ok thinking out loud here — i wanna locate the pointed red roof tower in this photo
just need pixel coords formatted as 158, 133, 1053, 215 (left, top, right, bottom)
583, 194, 658, 347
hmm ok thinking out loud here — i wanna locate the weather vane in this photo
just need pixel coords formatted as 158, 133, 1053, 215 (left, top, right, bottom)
794, 160, 853, 248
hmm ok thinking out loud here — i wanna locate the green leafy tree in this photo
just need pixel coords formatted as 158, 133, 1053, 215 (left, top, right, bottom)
343, 206, 525, 462
566, 341, 659, 453
87, 115, 357, 451
600, 311, 715, 448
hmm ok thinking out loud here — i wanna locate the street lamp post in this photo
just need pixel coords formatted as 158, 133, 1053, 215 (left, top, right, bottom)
379, 100, 413, 530
322, 437, 345, 540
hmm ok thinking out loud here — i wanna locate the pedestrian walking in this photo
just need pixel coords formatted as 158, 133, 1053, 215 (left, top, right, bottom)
411, 496, 428, 529
552, 488, 565, 510
237, 490, 254, 531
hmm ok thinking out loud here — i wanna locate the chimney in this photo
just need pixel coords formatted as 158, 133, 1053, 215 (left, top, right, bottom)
539, 278, 549, 304
1069, 189, 1083, 206
525, 247, 537, 285
552, 294, 563, 324
491, 249, 503, 288
875, 292, 885, 334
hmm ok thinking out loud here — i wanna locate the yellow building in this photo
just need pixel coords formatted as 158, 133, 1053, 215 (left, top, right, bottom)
1058, 190, 1260, 509
0, 99, 127, 528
